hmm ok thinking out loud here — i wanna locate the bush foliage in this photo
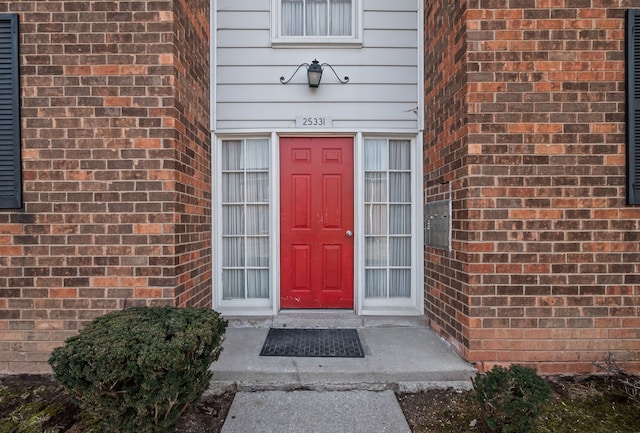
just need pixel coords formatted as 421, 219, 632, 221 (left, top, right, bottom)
472, 364, 552, 433
48, 306, 227, 433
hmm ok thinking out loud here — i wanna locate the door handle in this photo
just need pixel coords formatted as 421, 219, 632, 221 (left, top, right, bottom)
346, 230, 353, 238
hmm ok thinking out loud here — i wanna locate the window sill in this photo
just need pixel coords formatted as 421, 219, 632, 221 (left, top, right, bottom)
271, 37, 363, 48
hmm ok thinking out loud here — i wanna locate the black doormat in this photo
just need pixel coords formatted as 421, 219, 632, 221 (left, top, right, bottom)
260, 328, 365, 358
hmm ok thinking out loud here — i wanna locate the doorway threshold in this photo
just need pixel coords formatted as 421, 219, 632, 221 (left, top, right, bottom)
224, 310, 427, 329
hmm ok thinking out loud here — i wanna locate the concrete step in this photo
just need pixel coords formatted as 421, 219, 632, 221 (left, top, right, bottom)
225, 311, 428, 329
207, 325, 476, 394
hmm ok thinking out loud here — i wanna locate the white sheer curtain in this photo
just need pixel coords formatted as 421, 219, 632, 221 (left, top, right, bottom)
364, 139, 387, 170
222, 139, 270, 300
306, 0, 327, 36
364, 139, 412, 299
329, 0, 351, 36
281, 0, 303, 36
281, 0, 352, 37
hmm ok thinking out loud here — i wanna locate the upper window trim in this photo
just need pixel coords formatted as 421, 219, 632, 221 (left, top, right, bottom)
271, 0, 362, 47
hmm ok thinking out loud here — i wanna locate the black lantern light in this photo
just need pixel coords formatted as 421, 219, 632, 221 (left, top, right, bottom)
306, 59, 323, 87
280, 59, 349, 88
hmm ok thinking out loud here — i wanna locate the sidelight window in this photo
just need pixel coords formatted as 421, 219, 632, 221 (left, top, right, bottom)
364, 139, 412, 299
221, 139, 271, 300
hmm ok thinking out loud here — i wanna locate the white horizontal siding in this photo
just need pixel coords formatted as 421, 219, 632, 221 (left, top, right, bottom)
217, 30, 271, 47
214, 0, 420, 131
217, 84, 418, 103
364, 0, 417, 11
217, 0, 270, 12
215, 119, 419, 130
216, 29, 418, 49
363, 11, 417, 29
217, 11, 270, 29
216, 102, 417, 120
216, 102, 418, 130
363, 30, 417, 48
217, 66, 418, 85
217, 48, 418, 65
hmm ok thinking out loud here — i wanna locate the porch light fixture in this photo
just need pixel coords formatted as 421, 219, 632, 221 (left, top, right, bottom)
280, 59, 349, 88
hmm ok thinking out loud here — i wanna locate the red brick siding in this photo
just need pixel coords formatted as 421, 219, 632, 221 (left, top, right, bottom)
425, 1, 640, 374
172, 0, 212, 308
0, 0, 211, 374
423, 2, 472, 358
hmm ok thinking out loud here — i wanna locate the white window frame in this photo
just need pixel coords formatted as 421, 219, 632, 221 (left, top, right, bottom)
271, 0, 363, 47
356, 134, 424, 316
213, 134, 276, 316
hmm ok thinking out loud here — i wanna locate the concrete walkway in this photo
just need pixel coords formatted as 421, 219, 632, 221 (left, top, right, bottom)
221, 390, 410, 433
210, 314, 476, 432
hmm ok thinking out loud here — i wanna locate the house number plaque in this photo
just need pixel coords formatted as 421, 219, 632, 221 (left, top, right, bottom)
296, 116, 332, 127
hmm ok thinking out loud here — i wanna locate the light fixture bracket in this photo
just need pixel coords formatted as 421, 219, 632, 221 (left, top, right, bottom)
280, 59, 349, 87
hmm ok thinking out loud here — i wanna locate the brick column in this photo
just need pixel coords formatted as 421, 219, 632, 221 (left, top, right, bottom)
425, 1, 640, 374
0, 0, 211, 373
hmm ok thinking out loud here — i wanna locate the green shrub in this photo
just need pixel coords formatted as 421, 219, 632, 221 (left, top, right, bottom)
472, 364, 552, 433
48, 306, 227, 433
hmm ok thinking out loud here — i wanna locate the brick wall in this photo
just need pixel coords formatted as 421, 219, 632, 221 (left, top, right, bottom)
0, 0, 211, 373
423, 1, 472, 358
171, 0, 211, 308
425, 0, 640, 374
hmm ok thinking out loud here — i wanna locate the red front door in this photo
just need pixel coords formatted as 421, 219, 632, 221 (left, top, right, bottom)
280, 137, 354, 309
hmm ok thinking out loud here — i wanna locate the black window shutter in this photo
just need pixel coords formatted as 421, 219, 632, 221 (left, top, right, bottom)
0, 14, 20, 209
627, 10, 640, 205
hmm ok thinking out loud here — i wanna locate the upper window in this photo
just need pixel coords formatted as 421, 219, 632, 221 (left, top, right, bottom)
273, 0, 360, 45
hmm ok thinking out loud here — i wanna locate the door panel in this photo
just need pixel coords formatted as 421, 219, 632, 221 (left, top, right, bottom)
280, 137, 354, 308
293, 176, 311, 228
